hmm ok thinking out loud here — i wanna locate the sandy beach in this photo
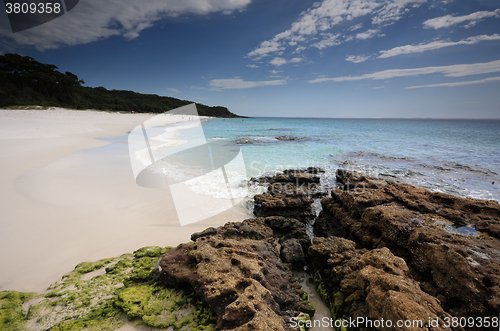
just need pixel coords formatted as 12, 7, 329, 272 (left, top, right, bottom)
0, 108, 250, 293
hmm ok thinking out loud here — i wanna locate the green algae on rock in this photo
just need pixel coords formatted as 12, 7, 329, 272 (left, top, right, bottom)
0, 291, 37, 331
8, 245, 216, 331
115, 284, 216, 329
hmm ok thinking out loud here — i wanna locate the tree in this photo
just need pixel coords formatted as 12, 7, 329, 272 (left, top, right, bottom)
0, 54, 244, 117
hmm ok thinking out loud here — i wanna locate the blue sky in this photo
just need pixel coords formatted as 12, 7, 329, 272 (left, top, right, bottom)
1, 0, 500, 118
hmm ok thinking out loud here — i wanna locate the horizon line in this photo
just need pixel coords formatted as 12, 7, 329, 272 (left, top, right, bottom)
235, 116, 500, 121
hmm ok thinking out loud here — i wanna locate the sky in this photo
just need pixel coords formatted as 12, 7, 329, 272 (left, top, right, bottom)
1, 0, 500, 118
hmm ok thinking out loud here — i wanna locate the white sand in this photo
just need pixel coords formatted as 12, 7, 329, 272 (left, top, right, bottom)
0, 108, 250, 292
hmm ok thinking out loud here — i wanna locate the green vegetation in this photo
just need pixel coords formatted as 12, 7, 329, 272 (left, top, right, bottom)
2, 240, 318, 330
312, 270, 346, 325
0, 291, 37, 331
294, 312, 311, 331
0, 53, 243, 117
2, 245, 216, 331
115, 285, 212, 329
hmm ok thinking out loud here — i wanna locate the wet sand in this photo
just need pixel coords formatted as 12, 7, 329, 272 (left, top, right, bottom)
0, 108, 250, 292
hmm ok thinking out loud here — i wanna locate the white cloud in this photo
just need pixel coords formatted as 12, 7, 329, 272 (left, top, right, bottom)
270, 57, 288, 66
166, 88, 181, 94
247, 0, 426, 61
309, 59, 500, 83
407, 76, 500, 88
379, 34, 500, 58
247, 64, 259, 68
209, 78, 286, 89
267, 57, 303, 66
356, 29, 379, 39
0, 0, 252, 51
312, 33, 341, 49
247, 40, 283, 58
294, 45, 307, 53
423, 9, 500, 29
371, 0, 426, 25
346, 54, 370, 62
349, 23, 364, 31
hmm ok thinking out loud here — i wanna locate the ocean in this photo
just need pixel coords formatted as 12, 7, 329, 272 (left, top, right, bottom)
126, 116, 499, 330
197, 117, 500, 202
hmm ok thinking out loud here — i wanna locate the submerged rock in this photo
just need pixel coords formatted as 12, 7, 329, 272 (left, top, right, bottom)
275, 135, 309, 142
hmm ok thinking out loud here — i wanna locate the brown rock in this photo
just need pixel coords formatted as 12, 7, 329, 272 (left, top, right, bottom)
280, 239, 305, 269
408, 226, 500, 316
254, 193, 313, 220
315, 169, 500, 318
160, 218, 313, 330
251, 168, 326, 199
308, 237, 461, 331
263, 216, 311, 253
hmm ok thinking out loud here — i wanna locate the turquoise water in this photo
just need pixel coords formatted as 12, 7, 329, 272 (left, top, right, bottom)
200, 118, 500, 201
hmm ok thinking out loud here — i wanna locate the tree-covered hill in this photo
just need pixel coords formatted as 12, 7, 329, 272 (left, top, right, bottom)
0, 53, 243, 118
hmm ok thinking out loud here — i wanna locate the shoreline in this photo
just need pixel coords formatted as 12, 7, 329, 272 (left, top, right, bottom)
2, 147, 499, 330
0, 108, 250, 293
1, 109, 497, 293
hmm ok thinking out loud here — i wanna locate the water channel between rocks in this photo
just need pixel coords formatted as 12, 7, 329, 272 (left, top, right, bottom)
294, 271, 335, 331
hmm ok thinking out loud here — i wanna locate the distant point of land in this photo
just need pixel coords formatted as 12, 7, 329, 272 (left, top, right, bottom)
0, 53, 245, 118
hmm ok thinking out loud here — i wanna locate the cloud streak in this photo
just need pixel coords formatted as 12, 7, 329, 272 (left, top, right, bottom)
356, 29, 380, 40
346, 54, 370, 63
309, 59, 500, 83
423, 9, 500, 29
0, 0, 252, 51
378, 34, 500, 58
407, 76, 500, 88
247, 0, 426, 61
209, 78, 286, 89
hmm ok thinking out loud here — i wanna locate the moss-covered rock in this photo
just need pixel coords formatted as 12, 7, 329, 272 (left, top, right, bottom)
3, 234, 311, 331
133, 246, 171, 258
0, 291, 37, 331
19, 245, 217, 331
294, 312, 311, 331
115, 284, 207, 329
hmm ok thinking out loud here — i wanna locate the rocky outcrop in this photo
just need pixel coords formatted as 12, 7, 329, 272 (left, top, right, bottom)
154, 169, 499, 330
308, 237, 461, 331
251, 167, 324, 184
252, 168, 325, 220
253, 193, 314, 220
158, 217, 314, 330
315, 169, 500, 318
14, 167, 499, 331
